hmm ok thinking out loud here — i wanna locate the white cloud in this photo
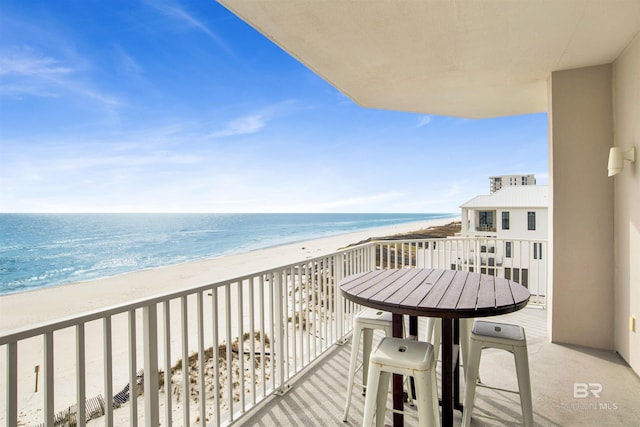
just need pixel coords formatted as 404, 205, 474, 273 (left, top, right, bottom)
417, 115, 432, 127
0, 52, 71, 76
0, 47, 123, 107
113, 46, 143, 77
209, 100, 301, 138
146, 1, 234, 56
210, 114, 265, 138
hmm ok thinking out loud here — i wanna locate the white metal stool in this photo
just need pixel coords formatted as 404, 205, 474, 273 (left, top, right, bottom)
343, 308, 394, 421
362, 337, 440, 427
425, 317, 473, 372
462, 320, 533, 427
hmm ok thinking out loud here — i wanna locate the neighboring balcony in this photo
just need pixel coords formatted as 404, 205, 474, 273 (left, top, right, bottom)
1, 237, 638, 427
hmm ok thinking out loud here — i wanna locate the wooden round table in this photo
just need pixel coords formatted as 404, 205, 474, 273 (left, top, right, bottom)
340, 268, 530, 427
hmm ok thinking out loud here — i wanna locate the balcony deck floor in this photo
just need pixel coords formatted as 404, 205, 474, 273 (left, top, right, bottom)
235, 306, 640, 426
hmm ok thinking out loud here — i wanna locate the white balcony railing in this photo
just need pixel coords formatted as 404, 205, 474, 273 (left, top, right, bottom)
1, 237, 546, 427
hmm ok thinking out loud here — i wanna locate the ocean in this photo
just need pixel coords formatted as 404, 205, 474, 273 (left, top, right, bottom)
0, 213, 453, 295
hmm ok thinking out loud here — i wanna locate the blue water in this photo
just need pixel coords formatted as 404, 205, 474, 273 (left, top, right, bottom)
0, 213, 453, 295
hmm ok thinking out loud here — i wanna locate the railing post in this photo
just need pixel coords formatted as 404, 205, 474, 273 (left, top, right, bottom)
273, 271, 290, 395
128, 311, 137, 427
180, 295, 190, 427
197, 291, 206, 426
209, 289, 220, 427
143, 304, 160, 427
334, 253, 346, 342
6, 342, 17, 427
163, 301, 172, 427
103, 317, 113, 427
44, 331, 54, 427
369, 243, 377, 270
76, 324, 86, 427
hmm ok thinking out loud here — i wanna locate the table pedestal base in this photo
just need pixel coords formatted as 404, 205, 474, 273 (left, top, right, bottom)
390, 315, 462, 427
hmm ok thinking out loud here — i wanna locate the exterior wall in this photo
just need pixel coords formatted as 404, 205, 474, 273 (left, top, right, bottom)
461, 206, 547, 241
612, 33, 640, 375
548, 64, 615, 350
497, 208, 547, 241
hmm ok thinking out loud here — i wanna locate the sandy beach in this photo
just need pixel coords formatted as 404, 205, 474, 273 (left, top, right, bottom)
0, 216, 458, 332
0, 216, 458, 426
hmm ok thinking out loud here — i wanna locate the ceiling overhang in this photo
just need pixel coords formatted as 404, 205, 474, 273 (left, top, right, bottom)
218, 1, 640, 118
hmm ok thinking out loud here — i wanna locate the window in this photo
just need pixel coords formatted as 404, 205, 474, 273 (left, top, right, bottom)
478, 211, 494, 230
521, 269, 529, 288
502, 211, 510, 230
506, 241, 512, 258
513, 268, 520, 283
528, 211, 536, 230
505, 268, 511, 280
533, 242, 543, 260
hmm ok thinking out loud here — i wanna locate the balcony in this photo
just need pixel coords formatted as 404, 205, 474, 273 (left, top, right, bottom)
1, 237, 638, 426
236, 307, 640, 426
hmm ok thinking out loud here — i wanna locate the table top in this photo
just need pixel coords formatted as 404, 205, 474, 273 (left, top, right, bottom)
340, 268, 530, 319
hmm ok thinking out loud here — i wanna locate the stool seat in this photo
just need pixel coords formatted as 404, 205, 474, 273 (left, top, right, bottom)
343, 308, 394, 422
370, 337, 434, 371
472, 320, 526, 343
462, 320, 533, 427
363, 337, 440, 427
357, 307, 394, 327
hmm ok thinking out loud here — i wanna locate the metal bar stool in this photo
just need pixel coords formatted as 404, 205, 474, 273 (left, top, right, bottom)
462, 320, 533, 427
362, 337, 440, 427
343, 308, 394, 421
426, 317, 473, 370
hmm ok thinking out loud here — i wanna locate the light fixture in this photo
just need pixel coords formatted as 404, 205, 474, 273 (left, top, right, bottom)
607, 146, 635, 177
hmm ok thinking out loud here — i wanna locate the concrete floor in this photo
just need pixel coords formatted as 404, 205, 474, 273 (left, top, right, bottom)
234, 306, 640, 426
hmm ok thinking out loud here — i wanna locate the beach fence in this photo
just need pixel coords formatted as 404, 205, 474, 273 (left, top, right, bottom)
30, 394, 105, 427
1, 236, 545, 427
30, 369, 144, 427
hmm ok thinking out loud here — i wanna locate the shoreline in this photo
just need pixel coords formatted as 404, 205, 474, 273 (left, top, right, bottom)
0, 216, 459, 332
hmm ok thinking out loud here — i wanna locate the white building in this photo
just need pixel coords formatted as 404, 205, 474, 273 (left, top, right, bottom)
489, 174, 536, 193
460, 185, 548, 240
459, 185, 548, 292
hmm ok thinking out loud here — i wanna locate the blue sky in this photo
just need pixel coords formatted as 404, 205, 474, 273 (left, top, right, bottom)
0, 1, 548, 214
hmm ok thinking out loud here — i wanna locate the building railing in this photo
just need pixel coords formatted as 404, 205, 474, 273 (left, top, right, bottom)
475, 224, 496, 232
1, 237, 546, 427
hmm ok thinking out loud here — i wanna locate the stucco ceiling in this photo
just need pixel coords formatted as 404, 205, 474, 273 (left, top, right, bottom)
218, 0, 640, 118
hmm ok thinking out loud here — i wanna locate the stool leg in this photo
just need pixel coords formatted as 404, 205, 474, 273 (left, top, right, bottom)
362, 328, 374, 392
343, 324, 363, 421
430, 318, 442, 362
431, 367, 441, 427
514, 345, 533, 427
459, 318, 475, 381
376, 371, 391, 427
362, 363, 383, 427
462, 340, 482, 427
459, 319, 471, 368
414, 370, 439, 427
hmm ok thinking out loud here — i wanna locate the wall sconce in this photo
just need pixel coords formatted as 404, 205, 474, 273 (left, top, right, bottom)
608, 146, 635, 177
